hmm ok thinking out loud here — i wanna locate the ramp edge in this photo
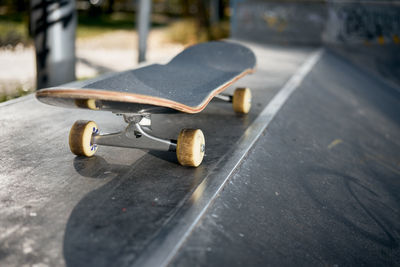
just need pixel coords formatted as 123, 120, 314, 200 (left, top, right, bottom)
132, 48, 324, 267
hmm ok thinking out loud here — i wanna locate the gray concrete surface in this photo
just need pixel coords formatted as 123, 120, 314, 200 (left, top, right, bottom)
2, 38, 399, 267
329, 44, 400, 89
171, 50, 400, 266
0, 42, 312, 266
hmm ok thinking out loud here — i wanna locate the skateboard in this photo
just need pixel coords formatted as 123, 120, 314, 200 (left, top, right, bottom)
36, 41, 256, 167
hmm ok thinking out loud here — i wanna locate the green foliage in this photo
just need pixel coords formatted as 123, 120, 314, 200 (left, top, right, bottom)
0, 86, 33, 103
167, 19, 199, 44
0, 0, 29, 13
78, 11, 137, 31
0, 14, 30, 47
77, 11, 169, 38
167, 18, 229, 45
210, 20, 230, 41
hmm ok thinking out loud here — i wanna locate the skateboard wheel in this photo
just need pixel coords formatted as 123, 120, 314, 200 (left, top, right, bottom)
176, 129, 205, 167
74, 99, 99, 110
69, 120, 99, 157
232, 87, 251, 114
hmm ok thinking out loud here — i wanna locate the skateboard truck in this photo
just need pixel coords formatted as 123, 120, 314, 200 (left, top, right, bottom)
92, 114, 177, 152
67, 88, 251, 167
68, 114, 205, 167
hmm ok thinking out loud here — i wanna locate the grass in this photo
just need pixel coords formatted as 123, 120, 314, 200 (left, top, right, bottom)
77, 12, 137, 38
0, 12, 144, 44
0, 86, 33, 103
0, 14, 30, 46
166, 18, 230, 45
77, 11, 167, 38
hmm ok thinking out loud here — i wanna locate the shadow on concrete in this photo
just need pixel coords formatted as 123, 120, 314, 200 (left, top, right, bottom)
64, 153, 208, 267
62, 108, 259, 267
300, 167, 399, 249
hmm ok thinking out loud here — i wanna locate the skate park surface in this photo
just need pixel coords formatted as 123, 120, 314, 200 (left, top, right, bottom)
1, 36, 399, 266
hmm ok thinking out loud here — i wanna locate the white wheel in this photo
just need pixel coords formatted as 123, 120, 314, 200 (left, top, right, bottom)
69, 120, 99, 157
232, 87, 251, 114
176, 129, 205, 167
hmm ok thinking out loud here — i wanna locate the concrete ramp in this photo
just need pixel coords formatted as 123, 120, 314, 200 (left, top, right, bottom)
170, 49, 400, 266
0, 42, 399, 266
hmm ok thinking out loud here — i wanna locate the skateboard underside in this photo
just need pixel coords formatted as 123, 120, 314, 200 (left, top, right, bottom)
36, 41, 256, 114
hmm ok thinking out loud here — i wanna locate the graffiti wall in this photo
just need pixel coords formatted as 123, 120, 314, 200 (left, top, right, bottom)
324, 2, 400, 45
231, 0, 400, 86
231, 0, 400, 45
231, 0, 326, 45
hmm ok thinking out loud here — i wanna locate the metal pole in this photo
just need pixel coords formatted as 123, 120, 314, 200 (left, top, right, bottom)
137, 0, 151, 63
30, 0, 77, 89
210, 0, 219, 25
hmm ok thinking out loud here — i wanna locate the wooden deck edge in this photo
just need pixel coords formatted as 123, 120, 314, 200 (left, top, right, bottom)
36, 69, 254, 114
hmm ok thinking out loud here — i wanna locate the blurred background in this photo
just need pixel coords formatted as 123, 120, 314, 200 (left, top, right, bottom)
0, 0, 399, 102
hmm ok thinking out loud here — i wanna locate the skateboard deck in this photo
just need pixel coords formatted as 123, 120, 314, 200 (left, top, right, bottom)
35, 41, 256, 167
36, 41, 256, 114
